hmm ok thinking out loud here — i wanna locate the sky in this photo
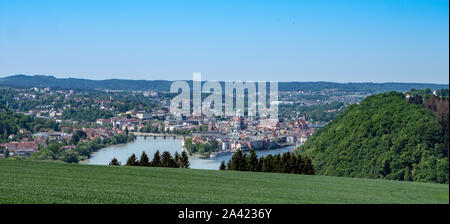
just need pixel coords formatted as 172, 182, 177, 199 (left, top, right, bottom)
0, 0, 448, 83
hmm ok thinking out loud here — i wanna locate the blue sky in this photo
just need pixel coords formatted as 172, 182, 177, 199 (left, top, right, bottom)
0, 0, 448, 83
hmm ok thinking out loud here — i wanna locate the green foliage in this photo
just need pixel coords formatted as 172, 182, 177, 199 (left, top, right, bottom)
184, 138, 219, 154
0, 106, 58, 143
298, 92, 449, 183
181, 151, 190, 168
138, 151, 150, 166
62, 107, 113, 122
126, 150, 189, 169
226, 149, 314, 175
109, 158, 121, 166
126, 154, 138, 166
30, 133, 135, 163
219, 161, 227, 170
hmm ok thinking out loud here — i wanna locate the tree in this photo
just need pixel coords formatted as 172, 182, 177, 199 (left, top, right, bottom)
109, 157, 121, 166
226, 159, 232, 170
247, 149, 259, 172
70, 130, 87, 145
219, 161, 227, 170
303, 157, 314, 175
181, 151, 190, 168
280, 152, 292, 173
139, 151, 150, 166
151, 150, 162, 167
126, 153, 138, 166
231, 149, 247, 171
161, 151, 175, 167
174, 151, 182, 168
60, 150, 79, 163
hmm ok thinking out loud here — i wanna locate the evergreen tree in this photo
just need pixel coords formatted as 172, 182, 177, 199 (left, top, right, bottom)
161, 151, 175, 167
262, 155, 273, 172
231, 149, 245, 171
281, 152, 292, 173
303, 157, 314, 175
219, 161, 227, 170
247, 149, 259, 172
174, 151, 182, 168
181, 151, 190, 168
294, 154, 304, 174
273, 154, 282, 173
226, 159, 232, 170
126, 153, 137, 166
109, 157, 121, 166
151, 150, 161, 167
139, 151, 150, 166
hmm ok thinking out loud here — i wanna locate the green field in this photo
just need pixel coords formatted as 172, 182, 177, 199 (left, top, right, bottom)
0, 160, 448, 204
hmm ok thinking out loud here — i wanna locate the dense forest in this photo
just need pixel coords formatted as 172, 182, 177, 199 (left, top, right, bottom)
62, 108, 114, 122
298, 91, 449, 184
0, 105, 59, 143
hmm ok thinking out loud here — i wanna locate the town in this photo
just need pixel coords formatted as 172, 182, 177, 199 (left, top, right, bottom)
0, 85, 329, 160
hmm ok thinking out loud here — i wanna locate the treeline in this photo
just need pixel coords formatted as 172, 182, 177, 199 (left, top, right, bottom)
0, 105, 59, 143
220, 149, 314, 175
115, 150, 190, 168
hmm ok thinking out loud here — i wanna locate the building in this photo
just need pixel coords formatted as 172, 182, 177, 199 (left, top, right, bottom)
0, 142, 39, 157
136, 111, 152, 120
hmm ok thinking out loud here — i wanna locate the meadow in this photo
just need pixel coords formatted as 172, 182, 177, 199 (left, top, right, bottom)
0, 160, 448, 204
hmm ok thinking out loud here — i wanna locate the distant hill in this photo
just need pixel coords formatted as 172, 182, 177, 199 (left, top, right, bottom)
0, 74, 447, 93
0, 75, 173, 92
298, 92, 449, 184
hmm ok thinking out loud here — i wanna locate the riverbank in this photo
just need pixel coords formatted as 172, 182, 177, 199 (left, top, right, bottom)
81, 136, 294, 170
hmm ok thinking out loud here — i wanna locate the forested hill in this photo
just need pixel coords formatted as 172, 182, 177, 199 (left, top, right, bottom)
297, 92, 449, 184
0, 75, 173, 92
0, 74, 447, 93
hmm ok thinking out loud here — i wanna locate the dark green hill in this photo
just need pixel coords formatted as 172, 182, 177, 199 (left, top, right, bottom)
0, 74, 447, 93
298, 92, 449, 183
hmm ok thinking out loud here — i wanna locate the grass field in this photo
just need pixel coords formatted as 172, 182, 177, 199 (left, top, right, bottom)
0, 160, 448, 204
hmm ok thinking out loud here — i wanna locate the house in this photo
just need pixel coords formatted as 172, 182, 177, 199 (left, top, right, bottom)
136, 111, 152, 120
0, 142, 39, 157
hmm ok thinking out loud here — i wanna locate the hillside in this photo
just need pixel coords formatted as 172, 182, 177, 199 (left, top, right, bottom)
1, 74, 448, 93
0, 105, 58, 143
0, 160, 448, 203
298, 92, 449, 183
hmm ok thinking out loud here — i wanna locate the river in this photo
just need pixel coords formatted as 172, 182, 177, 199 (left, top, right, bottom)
81, 136, 295, 170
